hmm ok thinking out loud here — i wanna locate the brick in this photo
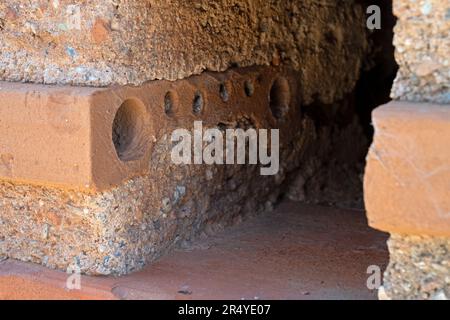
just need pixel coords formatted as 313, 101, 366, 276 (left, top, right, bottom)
364, 101, 450, 236
0, 67, 295, 192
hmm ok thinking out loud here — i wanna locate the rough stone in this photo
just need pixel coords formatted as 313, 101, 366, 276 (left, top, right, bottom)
391, 0, 450, 103
0, 0, 372, 105
382, 234, 450, 300
365, 0, 450, 300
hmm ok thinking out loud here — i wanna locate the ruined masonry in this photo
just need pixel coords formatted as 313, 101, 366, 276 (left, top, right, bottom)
0, 0, 448, 300
0, 1, 375, 275
364, 0, 450, 300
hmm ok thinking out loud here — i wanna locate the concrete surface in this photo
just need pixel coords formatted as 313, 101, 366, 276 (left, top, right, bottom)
0, 0, 370, 106
0, 201, 389, 300
391, 0, 450, 103
382, 234, 450, 300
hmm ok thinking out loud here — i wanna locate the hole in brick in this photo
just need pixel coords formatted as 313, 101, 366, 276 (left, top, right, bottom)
269, 77, 290, 119
112, 98, 148, 162
164, 91, 177, 116
219, 83, 230, 102
193, 91, 204, 114
244, 80, 254, 97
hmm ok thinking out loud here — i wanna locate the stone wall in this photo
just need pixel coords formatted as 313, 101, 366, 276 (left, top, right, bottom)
0, 66, 373, 275
0, 0, 369, 106
371, 0, 450, 300
383, 235, 450, 300
391, 0, 450, 103
0, 1, 397, 275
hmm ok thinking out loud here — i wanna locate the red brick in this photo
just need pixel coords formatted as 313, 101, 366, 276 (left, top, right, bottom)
365, 101, 450, 236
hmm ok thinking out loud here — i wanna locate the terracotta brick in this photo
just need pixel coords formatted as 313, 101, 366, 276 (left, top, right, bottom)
364, 101, 450, 236
0, 67, 291, 192
0, 82, 149, 192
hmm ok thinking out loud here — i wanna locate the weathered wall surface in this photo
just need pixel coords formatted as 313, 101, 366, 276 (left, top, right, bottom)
0, 66, 366, 275
391, 0, 450, 103
0, 1, 396, 275
368, 0, 450, 300
0, 0, 370, 104
383, 235, 450, 300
